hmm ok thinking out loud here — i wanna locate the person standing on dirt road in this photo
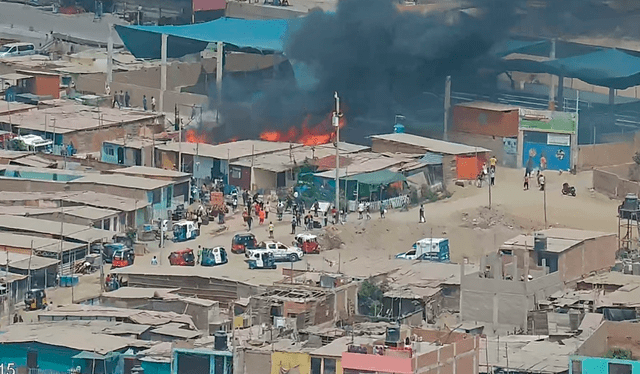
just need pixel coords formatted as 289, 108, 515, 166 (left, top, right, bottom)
247, 214, 253, 231
489, 155, 497, 172
490, 168, 495, 186
269, 222, 274, 238
380, 204, 386, 219
291, 216, 297, 234
538, 173, 545, 191
419, 204, 425, 223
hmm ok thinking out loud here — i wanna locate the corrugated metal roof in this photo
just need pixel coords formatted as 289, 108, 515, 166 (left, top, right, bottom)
0, 215, 112, 243
419, 152, 443, 165
370, 133, 491, 155
69, 174, 173, 191
110, 166, 190, 179
455, 101, 520, 112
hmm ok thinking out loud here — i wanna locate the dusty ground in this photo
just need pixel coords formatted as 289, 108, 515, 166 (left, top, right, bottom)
7, 166, 621, 325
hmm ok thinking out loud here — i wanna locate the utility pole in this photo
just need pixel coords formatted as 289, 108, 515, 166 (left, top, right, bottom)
6, 250, 10, 322
443, 76, 451, 141
488, 174, 492, 209
549, 38, 556, 111
333, 92, 340, 211
543, 182, 547, 228
216, 41, 223, 122
107, 24, 113, 88
160, 33, 167, 114
28, 241, 33, 290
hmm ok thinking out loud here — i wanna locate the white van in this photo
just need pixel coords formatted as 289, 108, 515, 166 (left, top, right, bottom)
0, 43, 36, 58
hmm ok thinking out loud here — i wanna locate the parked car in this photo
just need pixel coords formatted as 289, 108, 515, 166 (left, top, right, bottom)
294, 233, 320, 254
0, 42, 36, 58
246, 241, 304, 262
231, 232, 257, 254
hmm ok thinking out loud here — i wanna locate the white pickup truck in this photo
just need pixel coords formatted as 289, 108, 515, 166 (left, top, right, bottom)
246, 241, 304, 262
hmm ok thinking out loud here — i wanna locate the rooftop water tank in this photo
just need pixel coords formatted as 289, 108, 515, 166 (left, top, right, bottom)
393, 124, 405, 133
624, 194, 639, 211
534, 233, 547, 252
214, 331, 228, 351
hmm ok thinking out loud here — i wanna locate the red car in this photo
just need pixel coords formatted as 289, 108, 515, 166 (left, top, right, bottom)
231, 233, 257, 254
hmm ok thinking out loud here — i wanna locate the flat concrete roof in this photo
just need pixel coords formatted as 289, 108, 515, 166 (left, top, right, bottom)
156, 140, 299, 161
501, 229, 615, 254
370, 133, 491, 155
0, 250, 60, 270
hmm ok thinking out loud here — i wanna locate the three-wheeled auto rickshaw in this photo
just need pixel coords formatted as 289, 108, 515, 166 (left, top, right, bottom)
168, 248, 196, 266
294, 233, 320, 254
173, 221, 199, 242
231, 232, 257, 254
201, 247, 228, 266
246, 251, 277, 269
24, 289, 47, 310
111, 248, 135, 268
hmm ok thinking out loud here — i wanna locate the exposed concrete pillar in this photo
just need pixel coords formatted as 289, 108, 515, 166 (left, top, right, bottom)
516, 128, 524, 169
444, 76, 451, 141
548, 39, 556, 111
216, 41, 223, 121
512, 255, 518, 281
524, 250, 530, 281
160, 33, 168, 114
107, 24, 113, 88
557, 74, 564, 109
542, 258, 548, 275
492, 293, 499, 326
609, 87, 615, 106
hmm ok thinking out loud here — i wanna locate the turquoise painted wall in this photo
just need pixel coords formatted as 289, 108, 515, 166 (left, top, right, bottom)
142, 360, 171, 374
0, 342, 78, 372
572, 355, 640, 374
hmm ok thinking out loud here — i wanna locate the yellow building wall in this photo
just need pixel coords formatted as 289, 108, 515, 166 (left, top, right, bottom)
337, 359, 343, 374
271, 351, 311, 374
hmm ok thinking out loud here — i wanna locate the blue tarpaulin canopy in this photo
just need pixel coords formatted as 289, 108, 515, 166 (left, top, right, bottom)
115, 17, 302, 59
501, 48, 640, 89
343, 170, 407, 186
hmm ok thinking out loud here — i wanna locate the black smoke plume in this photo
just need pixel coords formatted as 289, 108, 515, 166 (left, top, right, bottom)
213, 0, 525, 142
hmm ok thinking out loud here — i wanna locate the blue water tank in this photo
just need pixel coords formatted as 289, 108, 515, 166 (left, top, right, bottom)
394, 124, 405, 133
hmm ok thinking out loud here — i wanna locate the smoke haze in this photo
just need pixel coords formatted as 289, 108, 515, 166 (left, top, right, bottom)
214, 0, 524, 142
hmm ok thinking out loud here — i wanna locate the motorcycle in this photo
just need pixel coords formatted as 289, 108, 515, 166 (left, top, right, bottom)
562, 182, 576, 197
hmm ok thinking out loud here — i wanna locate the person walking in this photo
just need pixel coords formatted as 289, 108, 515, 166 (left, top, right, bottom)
124, 91, 130, 107
539, 154, 547, 171
379, 203, 386, 219
259, 208, 265, 225
197, 245, 202, 265
524, 175, 529, 190
247, 214, 253, 231
151, 256, 158, 266
291, 216, 297, 234
143, 95, 147, 111
538, 173, 545, 191
366, 203, 371, 220
151, 96, 156, 112
490, 168, 495, 186
323, 211, 328, 227
118, 91, 124, 109
269, 222, 274, 238
489, 155, 497, 172
358, 202, 364, 220
525, 157, 533, 178
419, 204, 425, 223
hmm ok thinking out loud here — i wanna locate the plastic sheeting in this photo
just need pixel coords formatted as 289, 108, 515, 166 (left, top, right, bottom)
501, 48, 640, 89
115, 17, 302, 59
343, 170, 407, 186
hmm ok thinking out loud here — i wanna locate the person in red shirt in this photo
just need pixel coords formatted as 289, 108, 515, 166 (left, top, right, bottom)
259, 209, 265, 225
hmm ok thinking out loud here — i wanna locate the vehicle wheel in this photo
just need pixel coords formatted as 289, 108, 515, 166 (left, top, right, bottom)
271, 264, 277, 269
289, 254, 298, 262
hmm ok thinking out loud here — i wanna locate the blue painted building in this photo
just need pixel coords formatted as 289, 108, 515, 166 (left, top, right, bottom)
0, 165, 85, 182
172, 348, 233, 374
101, 138, 157, 166
68, 174, 181, 220
571, 321, 640, 374
517, 109, 578, 172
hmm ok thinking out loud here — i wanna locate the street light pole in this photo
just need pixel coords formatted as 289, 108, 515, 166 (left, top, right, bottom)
333, 92, 340, 212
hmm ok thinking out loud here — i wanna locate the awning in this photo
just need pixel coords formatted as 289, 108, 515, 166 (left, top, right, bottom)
343, 170, 407, 185
115, 17, 303, 59
72, 351, 118, 360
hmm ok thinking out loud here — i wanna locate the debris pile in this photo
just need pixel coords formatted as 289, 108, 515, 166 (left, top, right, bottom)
319, 226, 344, 250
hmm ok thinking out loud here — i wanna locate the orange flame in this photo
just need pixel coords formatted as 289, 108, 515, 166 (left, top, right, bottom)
185, 129, 208, 144
260, 113, 346, 146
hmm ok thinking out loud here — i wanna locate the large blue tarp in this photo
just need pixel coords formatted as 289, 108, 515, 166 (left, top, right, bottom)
502, 48, 640, 89
115, 17, 302, 59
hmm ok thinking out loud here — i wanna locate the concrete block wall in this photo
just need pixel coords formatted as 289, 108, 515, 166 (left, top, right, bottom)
415, 334, 479, 374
